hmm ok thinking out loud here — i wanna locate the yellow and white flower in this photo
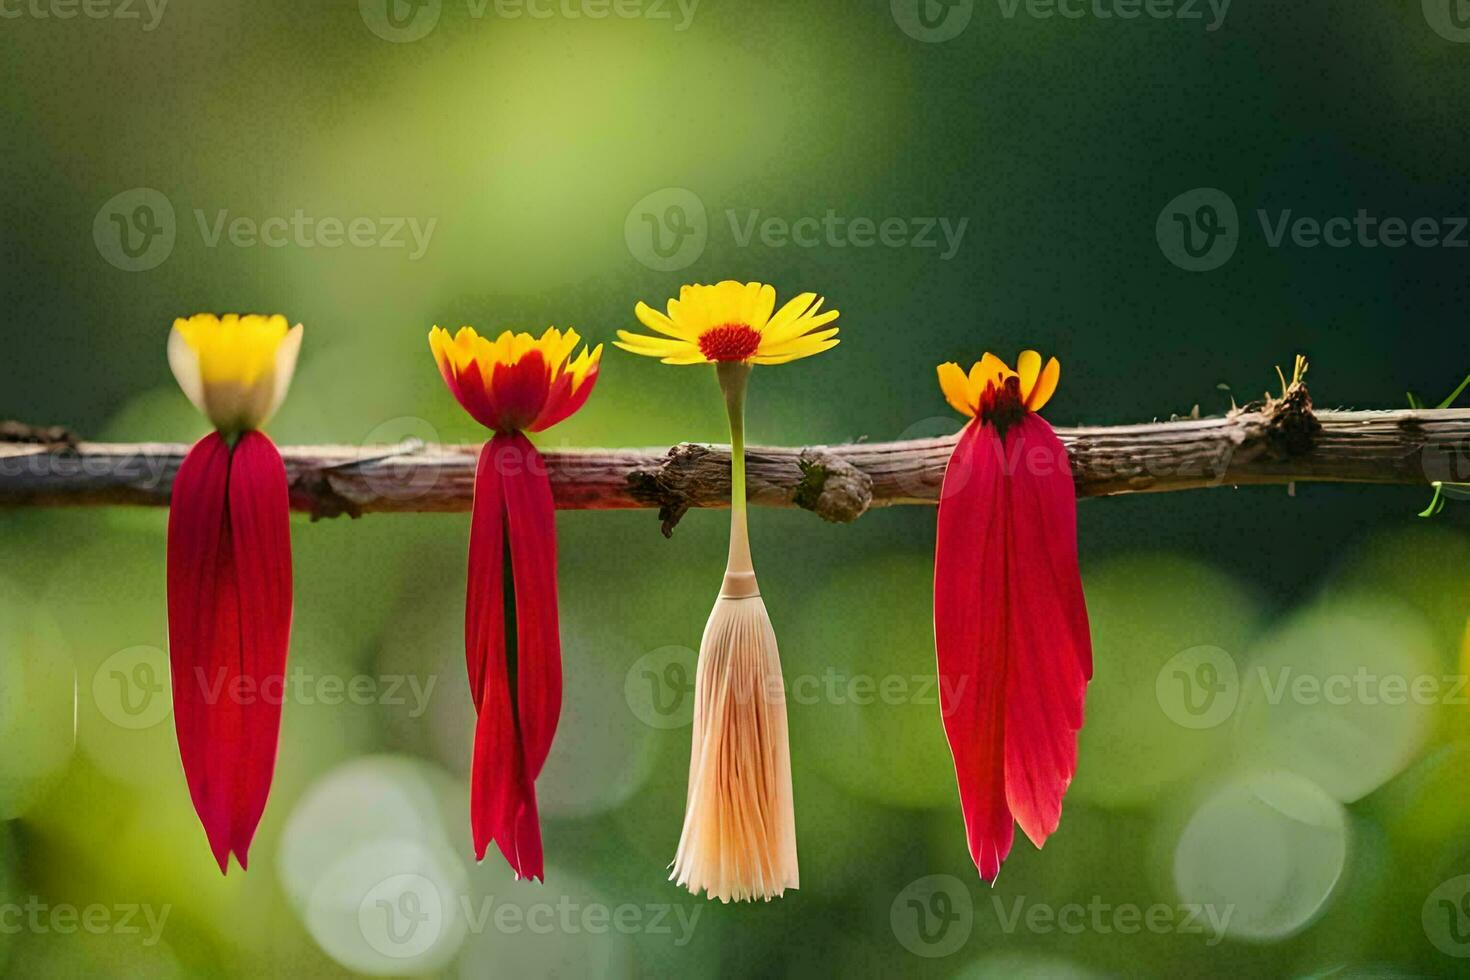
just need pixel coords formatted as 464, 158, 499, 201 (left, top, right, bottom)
168, 314, 303, 434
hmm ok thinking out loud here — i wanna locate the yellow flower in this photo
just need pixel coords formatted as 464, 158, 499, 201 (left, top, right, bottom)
617, 281, 839, 365
168, 314, 303, 434
937, 350, 1060, 419
428, 325, 602, 433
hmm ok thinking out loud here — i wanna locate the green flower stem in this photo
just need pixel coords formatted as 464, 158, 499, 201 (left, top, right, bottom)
717, 361, 754, 576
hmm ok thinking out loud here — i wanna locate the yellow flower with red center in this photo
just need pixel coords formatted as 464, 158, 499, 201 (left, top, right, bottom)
429, 325, 602, 433
616, 280, 839, 365
936, 350, 1060, 419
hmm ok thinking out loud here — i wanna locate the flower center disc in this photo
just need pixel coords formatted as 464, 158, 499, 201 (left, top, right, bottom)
979, 375, 1027, 437
698, 324, 762, 362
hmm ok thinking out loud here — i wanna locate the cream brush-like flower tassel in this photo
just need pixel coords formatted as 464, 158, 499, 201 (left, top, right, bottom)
670, 361, 798, 902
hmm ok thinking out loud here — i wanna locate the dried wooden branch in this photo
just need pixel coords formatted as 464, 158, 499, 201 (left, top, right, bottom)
2, 396, 1467, 533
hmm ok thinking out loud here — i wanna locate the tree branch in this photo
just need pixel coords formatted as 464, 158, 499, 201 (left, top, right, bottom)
2, 398, 1467, 532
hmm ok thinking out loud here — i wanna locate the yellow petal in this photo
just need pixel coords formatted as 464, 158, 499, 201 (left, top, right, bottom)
748, 283, 777, 330
636, 301, 694, 340
1016, 350, 1041, 403
167, 326, 207, 419
614, 330, 693, 355
762, 292, 818, 336
936, 362, 975, 417
1026, 357, 1061, 412
262, 323, 304, 425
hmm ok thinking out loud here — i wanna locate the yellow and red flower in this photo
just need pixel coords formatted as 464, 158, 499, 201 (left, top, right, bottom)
932, 350, 1092, 883
165, 314, 301, 873
429, 325, 602, 881
617, 280, 839, 365
430, 326, 600, 433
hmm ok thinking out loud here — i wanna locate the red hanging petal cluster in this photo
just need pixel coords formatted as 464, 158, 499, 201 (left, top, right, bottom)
167, 431, 292, 873
933, 413, 1092, 882
466, 431, 562, 880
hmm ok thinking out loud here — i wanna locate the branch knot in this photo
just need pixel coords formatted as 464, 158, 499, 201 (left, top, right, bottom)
794, 450, 872, 523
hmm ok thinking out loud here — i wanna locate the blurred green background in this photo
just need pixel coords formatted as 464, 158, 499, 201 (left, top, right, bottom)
3, 0, 1469, 976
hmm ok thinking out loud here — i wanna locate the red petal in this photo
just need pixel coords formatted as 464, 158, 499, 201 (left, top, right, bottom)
934, 421, 1014, 881
530, 363, 599, 432
454, 358, 500, 432
168, 433, 235, 872
500, 432, 561, 778
465, 434, 559, 881
1001, 415, 1090, 848
467, 441, 513, 864
167, 432, 291, 874
488, 350, 550, 432
226, 432, 293, 868
466, 442, 506, 706
933, 416, 1092, 881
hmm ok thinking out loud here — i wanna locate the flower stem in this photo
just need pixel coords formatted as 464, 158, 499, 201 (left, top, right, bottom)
716, 361, 754, 577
